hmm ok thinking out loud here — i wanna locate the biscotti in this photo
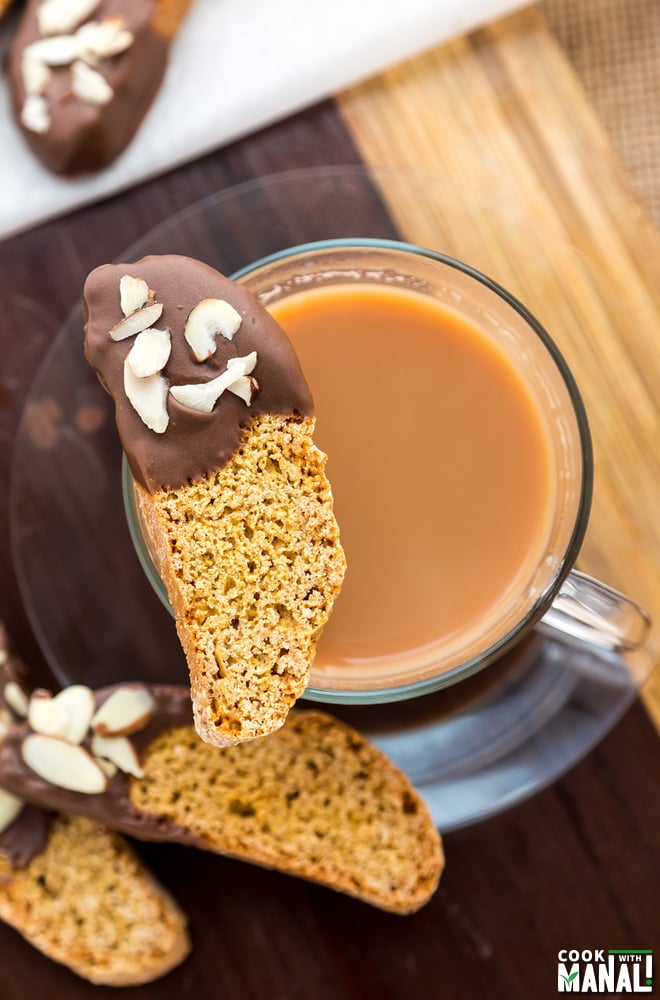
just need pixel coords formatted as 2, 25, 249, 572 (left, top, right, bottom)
8, 0, 195, 174
0, 628, 190, 985
0, 813, 191, 985
0, 677, 443, 915
84, 255, 346, 747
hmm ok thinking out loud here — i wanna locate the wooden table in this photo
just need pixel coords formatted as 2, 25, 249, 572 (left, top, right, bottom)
0, 5, 658, 998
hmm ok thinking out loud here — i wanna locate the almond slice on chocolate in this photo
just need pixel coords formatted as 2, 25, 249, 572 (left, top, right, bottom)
21, 56, 51, 96
76, 16, 134, 62
21, 94, 51, 134
119, 275, 151, 317
4, 681, 29, 718
95, 755, 118, 778
51, 684, 95, 743
184, 298, 243, 362
0, 788, 24, 833
27, 689, 70, 738
91, 686, 155, 736
23, 33, 81, 66
37, 0, 101, 36
22, 734, 108, 794
28, 685, 95, 744
71, 59, 113, 105
91, 733, 144, 779
170, 352, 257, 413
126, 328, 171, 378
123, 363, 169, 433
110, 302, 163, 341
226, 375, 258, 405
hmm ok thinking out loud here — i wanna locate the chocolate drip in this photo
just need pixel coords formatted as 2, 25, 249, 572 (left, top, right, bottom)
0, 806, 52, 872
84, 255, 314, 491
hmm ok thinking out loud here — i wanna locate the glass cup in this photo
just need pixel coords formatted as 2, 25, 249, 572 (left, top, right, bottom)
123, 239, 650, 704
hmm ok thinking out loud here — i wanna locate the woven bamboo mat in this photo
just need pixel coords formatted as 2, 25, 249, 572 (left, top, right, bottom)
336, 2, 660, 727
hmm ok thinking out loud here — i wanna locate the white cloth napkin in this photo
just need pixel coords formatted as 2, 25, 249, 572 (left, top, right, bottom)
0, 0, 525, 240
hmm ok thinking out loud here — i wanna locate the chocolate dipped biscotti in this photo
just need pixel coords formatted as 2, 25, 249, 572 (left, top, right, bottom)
8, 0, 194, 175
0, 629, 191, 985
84, 255, 346, 747
0, 672, 443, 915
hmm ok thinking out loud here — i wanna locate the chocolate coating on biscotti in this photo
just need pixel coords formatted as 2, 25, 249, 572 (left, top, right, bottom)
84, 254, 314, 491
0, 683, 211, 851
8, 0, 169, 175
0, 626, 53, 869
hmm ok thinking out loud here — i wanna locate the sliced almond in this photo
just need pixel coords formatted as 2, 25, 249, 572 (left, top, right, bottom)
71, 59, 113, 105
22, 734, 108, 794
28, 685, 95, 743
184, 298, 242, 361
119, 275, 150, 317
4, 681, 29, 718
37, 0, 100, 36
124, 363, 169, 433
51, 684, 95, 744
227, 375, 258, 405
21, 94, 51, 134
91, 686, 154, 736
28, 689, 70, 738
226, 353, 257, 375
21, 56, 51, 96
0, 707, 12, 740
24, 34, 81, 66
126, 328, 171, 378
170, 352, 257, 413
0, 789, 24, 834
76, 17, 133, 61
96, 756, 118, 778
110, 301, 163, 341
91, 733, 143, 778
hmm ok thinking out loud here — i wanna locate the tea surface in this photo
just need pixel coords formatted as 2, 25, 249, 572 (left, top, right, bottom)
270, 283, 554, 677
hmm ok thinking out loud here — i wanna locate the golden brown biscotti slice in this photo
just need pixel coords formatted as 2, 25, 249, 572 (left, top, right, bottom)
0, 678, 443, 915
134, 412, 346, 746
8, 0, 195, 175
0, 813, 191, 985
132, 710, 444, 915
84, 256, 346, 747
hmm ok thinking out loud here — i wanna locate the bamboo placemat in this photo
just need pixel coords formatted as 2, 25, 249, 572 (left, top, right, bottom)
336, 4, 660, 727
543, 0, 660, 228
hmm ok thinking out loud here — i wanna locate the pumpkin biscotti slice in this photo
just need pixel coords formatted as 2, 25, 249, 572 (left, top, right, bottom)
0, 629, 190, 986
0, 813, 191, 985
84, 255, 346, 747
0, 677, 443, 915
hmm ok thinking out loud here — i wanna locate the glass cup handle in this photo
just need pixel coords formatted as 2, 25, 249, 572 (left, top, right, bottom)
541, 569, 651, 652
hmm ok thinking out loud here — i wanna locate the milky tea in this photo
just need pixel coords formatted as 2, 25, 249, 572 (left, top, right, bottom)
265, 261, 562, 697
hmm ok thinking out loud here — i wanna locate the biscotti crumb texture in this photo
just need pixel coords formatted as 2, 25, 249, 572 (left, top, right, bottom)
136, 413, 346, 747
130, 710, 443, 914
0, 814, 190, 985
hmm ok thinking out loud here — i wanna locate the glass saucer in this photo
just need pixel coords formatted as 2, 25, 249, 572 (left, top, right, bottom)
9, 166, 653, 831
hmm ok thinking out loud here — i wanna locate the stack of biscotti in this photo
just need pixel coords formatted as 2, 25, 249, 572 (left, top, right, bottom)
0, 628, 190, 985
84, 255, 346, 748
8, 0, 195, 175
0, 674, 443, 915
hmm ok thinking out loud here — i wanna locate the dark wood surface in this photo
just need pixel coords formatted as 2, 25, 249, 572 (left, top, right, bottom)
0, 101, 658, 999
